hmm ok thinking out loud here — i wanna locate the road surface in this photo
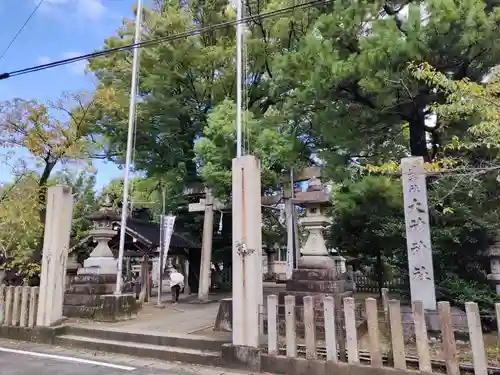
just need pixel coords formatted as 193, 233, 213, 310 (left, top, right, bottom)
0, 341, 244, 375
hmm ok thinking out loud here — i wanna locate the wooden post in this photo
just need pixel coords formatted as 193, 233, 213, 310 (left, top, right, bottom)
323, 296, 338, 362
344, 297, 358, 364
465, 302, 488, 375
412, 301, 431, 373
12, 286, 21, 326
267, 295, 278, 355
438, 301, 459, 375
365, 298, 382, 367
19, 286, 30, 328
28, 287, 38, 328
303, 296, 316, 359
388, 299, 406, 370
285, 295, 297, 357
3, 286, 13, 326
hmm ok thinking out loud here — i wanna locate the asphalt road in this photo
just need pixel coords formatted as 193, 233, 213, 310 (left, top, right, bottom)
0, 349, 179, 375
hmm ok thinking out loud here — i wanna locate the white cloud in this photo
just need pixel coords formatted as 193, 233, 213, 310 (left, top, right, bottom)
38, 0, 106, 21
61, 51, 87, 75
37, 56, 51, 65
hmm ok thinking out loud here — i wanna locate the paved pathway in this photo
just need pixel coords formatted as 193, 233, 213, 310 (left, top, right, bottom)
73, 299, 225, 335
70, 284, 285, 337
0, 339, 251, 375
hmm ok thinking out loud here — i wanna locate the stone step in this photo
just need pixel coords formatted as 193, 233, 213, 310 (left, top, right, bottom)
65, 325, 229, 352
54, 334, 224, 367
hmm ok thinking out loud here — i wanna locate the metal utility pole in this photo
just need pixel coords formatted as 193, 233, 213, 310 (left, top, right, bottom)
235, 0, 243, 158
115, 0, 143, 295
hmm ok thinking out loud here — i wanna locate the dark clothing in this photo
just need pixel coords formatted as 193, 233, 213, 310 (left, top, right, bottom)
171, 284, 180, 302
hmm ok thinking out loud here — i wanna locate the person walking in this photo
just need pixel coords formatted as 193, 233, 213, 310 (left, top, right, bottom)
169, 268, 184, 304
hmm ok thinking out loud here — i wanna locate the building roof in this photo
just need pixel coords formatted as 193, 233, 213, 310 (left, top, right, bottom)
122, 218, 200, 249
69, 218, 200, 255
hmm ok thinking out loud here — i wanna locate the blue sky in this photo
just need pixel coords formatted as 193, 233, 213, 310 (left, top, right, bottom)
0, 0, 151, 189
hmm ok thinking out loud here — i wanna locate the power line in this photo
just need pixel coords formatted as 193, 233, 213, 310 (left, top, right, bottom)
0, 0, 327, 80
0, 0, 45, 63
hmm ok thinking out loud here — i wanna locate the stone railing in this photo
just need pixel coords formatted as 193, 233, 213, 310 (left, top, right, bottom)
0, 286, 39, 327
264, 295, 494, 375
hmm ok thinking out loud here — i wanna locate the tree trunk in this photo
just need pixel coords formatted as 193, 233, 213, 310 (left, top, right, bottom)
408, 116, 428, 159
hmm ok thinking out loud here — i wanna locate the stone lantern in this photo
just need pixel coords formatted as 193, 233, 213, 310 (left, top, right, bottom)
292, 176, 336, 269
277, 177, 353, 341
78, 196, 120, 275
64, 196, 139, 321
487, 237, 500, 294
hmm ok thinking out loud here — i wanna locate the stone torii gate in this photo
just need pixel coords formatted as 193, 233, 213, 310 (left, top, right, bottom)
187, 167, 323, 302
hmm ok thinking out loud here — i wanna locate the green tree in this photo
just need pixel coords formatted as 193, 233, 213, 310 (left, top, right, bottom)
411, 62, 500, 148
271, 0, 500, 165
0, 91, 103, 214
194, 99, 300, 198
328, 176, 406, 294
51, 169, 99, 240
87, 2, 238, 183
0, 171, 43, 283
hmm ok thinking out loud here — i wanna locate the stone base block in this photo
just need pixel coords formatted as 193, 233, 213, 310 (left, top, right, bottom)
214, 298, 232, 332
64, 272, 138, 322
291, 268, 339, 281
66, 283, 116, 295
277, 291, 353, 307
221, 344, 260, 371
63, 294, 140, 322
64, 294, 103, 307
285, 279, 346, 293
94, 294, 140, 322
70, 274, 117, 285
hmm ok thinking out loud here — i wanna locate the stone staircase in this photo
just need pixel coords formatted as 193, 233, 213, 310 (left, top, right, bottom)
54, 325, 229, 366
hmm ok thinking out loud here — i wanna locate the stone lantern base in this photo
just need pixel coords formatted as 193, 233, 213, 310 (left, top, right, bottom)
64, 274, 139, 322
277, 267, 353, 340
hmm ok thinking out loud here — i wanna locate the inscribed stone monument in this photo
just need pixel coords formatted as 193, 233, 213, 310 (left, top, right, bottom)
401, 157, 436, 310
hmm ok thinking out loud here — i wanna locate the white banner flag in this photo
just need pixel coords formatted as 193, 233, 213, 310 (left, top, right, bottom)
162, 215, 176, 272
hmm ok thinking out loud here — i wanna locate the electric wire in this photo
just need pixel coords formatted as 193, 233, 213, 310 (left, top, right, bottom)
0, 0, 45, 62
0, 0, 328, 80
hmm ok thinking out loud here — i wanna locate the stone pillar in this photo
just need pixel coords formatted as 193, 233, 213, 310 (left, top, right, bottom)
199, 188, 214, 301
487, 238, 500, 294
401, 157, 436, 310
231, 155, 263, 348
37, 185, 73, 327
